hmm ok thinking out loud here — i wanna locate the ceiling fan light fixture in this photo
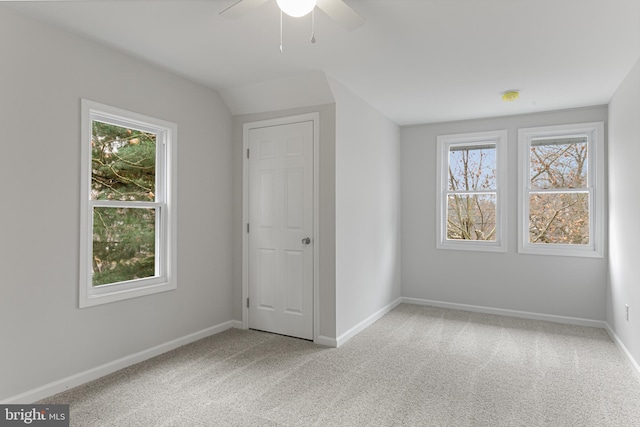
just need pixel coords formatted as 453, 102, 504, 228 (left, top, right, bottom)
276, 0, 317, 17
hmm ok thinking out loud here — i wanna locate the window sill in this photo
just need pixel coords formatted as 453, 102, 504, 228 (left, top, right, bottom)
79, 280, 176, 308
437, 241, 507, 253
518, 245, 603, 258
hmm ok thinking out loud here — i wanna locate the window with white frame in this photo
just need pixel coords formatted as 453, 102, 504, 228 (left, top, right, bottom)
518, 122, 604, 257
79, 100, 177, 307
436, 130, 507, 252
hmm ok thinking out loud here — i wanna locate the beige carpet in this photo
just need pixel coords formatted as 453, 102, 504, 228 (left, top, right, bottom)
40, 304, 640, 426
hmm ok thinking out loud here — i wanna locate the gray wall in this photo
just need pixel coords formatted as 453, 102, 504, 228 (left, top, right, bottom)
0, 7, 234, 401
232, 104, 338, 340
401, 106, 608, 320
608, 58, 640, 367
327, 78, 402, 339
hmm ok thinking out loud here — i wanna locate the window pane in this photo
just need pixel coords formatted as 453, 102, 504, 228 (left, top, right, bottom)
529, 193, 589, 245
447, 194, 496, 241
92, 207, 156, 286
530, 137, 587, 189
448, 144, 496, 191
91, 121, 157, 202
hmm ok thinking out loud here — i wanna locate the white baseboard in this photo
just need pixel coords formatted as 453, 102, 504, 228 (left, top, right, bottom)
315, 335, 338, 347
336, 297, 403, 347
604, 322, 640, 381
402, 297, 607, 329
228, 320, 244, 329
2, 320, 242, 404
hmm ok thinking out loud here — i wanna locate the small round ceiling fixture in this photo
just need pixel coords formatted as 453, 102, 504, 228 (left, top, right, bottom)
276, 0, 317, 17
502, 90, 520, 102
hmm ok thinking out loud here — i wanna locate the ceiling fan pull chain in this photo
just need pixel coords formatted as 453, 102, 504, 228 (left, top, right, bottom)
280, 9, 284, 53
310, 8, 316, 43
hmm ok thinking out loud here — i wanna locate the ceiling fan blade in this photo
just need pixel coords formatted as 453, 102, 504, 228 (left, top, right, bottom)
220, 0, 270, 19
316, 0, 364, 31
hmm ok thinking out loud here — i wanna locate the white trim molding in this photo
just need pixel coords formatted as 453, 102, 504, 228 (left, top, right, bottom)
315, 335, 338, 348
241, 113, 321, 342
79, 99, 178, 307
401, 297, 606, 328
436, 129, 508, 253
402, 298, 640, 378
336, 298, 403, 347
517, 121, 604, 258
604, 323, 640, 381
1, 320, 242, 404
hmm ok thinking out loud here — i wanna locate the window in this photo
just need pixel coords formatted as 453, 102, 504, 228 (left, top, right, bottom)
79, 100, 177, 307
436, 130, 507, 252
518, 122, 604, 257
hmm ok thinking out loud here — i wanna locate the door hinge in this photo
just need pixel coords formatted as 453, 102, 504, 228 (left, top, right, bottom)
246, 148, 250, 159
246, 223, 250, 233
246, 298, 250, 308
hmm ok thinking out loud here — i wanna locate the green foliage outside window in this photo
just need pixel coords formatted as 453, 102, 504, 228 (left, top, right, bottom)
91, 121, 157, 286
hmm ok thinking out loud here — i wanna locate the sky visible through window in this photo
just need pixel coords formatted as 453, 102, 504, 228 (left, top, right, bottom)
448, 144, 496, 192
447, 143, 497, 241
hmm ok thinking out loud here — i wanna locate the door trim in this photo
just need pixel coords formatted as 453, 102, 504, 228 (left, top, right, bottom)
242, 113, 320, 342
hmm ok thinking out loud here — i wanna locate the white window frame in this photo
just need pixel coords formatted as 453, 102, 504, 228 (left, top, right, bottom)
79, 99, 177, 308
436, 130, 508, 252
517, 122, 604, 258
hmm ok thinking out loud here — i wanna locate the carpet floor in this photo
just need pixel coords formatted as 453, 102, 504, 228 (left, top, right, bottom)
40, 304, 640, 426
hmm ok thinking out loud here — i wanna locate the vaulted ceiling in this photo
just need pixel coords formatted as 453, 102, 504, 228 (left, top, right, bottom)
6, 0, 640, 125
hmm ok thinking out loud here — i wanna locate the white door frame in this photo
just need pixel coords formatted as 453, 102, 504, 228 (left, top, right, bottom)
242, 112, 320, 342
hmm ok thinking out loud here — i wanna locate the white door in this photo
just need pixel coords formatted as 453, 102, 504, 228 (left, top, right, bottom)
248, 120, 314, 340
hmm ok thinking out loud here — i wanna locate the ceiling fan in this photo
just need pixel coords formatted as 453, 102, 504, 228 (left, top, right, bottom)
220, 0, 365, 32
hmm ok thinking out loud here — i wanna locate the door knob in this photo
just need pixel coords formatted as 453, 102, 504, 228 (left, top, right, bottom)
302, 237, 311, 245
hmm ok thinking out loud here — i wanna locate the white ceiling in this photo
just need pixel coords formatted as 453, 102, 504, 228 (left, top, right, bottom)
6, 0, 640, 125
